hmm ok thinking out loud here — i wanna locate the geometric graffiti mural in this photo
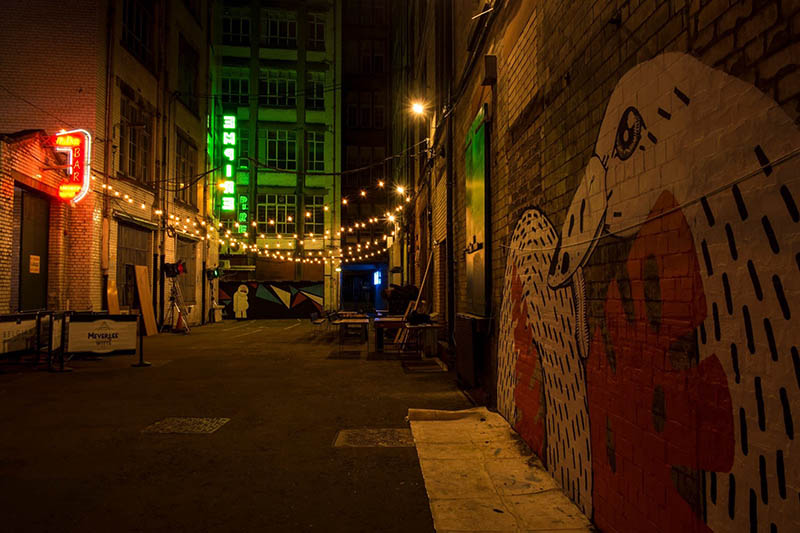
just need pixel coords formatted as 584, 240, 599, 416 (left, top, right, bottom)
219, 281, 323, 319
498, 53, 800, 532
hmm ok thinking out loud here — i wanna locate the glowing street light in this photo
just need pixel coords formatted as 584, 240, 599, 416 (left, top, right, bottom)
411, 101, 425, 115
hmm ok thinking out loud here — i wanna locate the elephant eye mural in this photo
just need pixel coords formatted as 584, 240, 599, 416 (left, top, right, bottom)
498, 53, 799, 533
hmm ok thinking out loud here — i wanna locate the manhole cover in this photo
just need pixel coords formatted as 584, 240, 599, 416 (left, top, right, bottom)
327, 350, 362, 359
333, 428, 414, 447
143, 417, 230, 434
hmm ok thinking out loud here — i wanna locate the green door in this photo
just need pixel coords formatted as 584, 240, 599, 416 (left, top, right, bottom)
18, 187, 50, 311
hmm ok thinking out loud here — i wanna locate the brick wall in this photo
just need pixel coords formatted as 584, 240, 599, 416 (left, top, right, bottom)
412, 0, 800, 531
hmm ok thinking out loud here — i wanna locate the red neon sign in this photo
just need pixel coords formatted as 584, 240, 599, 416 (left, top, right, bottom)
50, 129, 92, 203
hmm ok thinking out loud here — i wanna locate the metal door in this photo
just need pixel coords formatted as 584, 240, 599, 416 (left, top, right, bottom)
19, 187, 50, 311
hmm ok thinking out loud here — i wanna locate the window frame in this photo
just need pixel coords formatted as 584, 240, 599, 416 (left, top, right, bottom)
260, 70, 297, 108
174, 130, 198, 207
264, 129, 297, 171
257, 193, 296, 235
262, 9, 297, 49
306, 131, 324, 172
119, 93, 153, 185
122, 0, 155, 70
307, 13, 325, 51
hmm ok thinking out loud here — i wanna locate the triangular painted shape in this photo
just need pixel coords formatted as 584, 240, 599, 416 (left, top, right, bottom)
219, 288, 230, 300
271, 285, 292, 308
303, 284, 324, 297
300, 291, 323, 306
292, 292, 308, 308
256, 284, 282, 304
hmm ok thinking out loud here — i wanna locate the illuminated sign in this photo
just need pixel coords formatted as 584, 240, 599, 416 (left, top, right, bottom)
221, 115, 237, 212
373, 271, 381, 286
49, 129, 92, 204
221, 197, 235, 211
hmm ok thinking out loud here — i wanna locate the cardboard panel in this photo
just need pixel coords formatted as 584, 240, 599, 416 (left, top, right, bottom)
134, 265, 157, 336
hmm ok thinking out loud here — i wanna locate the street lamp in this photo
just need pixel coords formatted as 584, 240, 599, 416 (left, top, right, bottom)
411, 101, 425, 116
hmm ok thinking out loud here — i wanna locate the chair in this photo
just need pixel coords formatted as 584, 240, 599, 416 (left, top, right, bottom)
309, 312, 326, 333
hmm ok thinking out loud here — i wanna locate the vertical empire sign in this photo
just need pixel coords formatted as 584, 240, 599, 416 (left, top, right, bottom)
49, 129, 92, 204
221, 115, 236, 212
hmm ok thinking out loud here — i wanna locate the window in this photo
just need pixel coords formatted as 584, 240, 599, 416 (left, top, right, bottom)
119, 93, 152, 184
223, 14, 250, 46
306, 132, 324, 172
346, 104, 357, 128
304, 195, 324, 235
373, 106, 385, 129
306, 71, 325, 110
178, 36, 199, 113
122, 0, 155, 69
307, 14, 325, 50
175, 131, 197, 206
373, 40, 385, 73
239, 123, 249, 168
262, 129, 297, 170
262, 9, 297, 48
176, 238, 196, 303
360, 41, 372, 73
222, 76, 249, 105
359, 146, 372, 167
374, 0, 386, 24
260, 70, 296, 107
345, 146, 359, 169
359, 0, 372, 24
257, 193, 296, 234
360, 92, 372, 129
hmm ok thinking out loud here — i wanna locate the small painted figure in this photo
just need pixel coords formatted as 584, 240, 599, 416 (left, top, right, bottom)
233, 284, 249, 320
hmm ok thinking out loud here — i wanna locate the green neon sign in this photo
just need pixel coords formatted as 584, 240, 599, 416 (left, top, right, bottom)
221, 115, 237, 211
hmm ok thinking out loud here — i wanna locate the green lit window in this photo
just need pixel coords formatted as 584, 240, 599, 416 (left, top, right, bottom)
307, 14, 325, 51
304, 195, 324, 235
222, 77, 249, 105
265, 129, 297, 170
238, 123, 249, 168
222, 14, 250, 46
306, 72, 325, 110
261, 9, 296, 49
260, 70, 296, 107
257, 193, 296, 234
306, 132, 324, 172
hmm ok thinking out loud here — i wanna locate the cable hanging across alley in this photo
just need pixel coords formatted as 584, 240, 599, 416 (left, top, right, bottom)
499, 146, 800, 255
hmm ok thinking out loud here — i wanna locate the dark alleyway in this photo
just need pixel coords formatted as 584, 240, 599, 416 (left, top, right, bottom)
0, 321, 470, 532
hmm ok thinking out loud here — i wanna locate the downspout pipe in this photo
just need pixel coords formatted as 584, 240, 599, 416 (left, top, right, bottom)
101, 0, 115, 311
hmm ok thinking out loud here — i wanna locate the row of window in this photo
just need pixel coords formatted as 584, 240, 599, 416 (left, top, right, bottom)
234, 125, 325, 172
345, 91, 386, 130
119, 93, 199, 207
221, 70, 325, 110
252, 194, 325, 235
344, 40, 386, 75
343, 0, 387, 26
223, 10, 325, 50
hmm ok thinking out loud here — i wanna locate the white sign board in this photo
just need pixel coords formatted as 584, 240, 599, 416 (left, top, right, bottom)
29, 254, 40, 274
67, 319, 137, 354
0, 319, 37, 354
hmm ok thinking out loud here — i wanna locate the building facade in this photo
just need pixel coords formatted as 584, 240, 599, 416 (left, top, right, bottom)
395, 1, 800, 532
214, 0, 342, 313
339, 0, 392, 311
0, 0, 218, 326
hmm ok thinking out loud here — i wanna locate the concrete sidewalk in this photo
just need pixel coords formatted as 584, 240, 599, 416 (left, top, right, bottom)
408, 407, 593, 533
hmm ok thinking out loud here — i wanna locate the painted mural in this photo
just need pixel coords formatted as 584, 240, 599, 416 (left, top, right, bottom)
498, 53, 800, 532
219, 281, 323, 319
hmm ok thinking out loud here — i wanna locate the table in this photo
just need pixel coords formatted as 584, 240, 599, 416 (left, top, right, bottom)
331, 318, 369, 344
373, 316, 406, 351
404, 323, 441, 357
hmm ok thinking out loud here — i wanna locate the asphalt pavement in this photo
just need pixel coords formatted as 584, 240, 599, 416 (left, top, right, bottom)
0, 319, 471, 533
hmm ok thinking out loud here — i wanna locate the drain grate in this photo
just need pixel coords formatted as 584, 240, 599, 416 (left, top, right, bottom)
143, 417, 230, 434
327, 350, 363, 360
333, 428, 414, 447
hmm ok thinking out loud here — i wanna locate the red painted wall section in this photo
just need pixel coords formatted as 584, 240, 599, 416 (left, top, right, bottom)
587, 192, 734, 533
510, 263, 546, 460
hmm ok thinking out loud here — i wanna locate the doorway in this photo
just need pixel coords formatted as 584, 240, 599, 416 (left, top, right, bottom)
14, 186, 50, 311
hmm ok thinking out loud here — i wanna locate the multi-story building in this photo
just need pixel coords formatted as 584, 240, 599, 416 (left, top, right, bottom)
214, 0, 342, 314
0, 0, 218, 326
339, 0, 392, 310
